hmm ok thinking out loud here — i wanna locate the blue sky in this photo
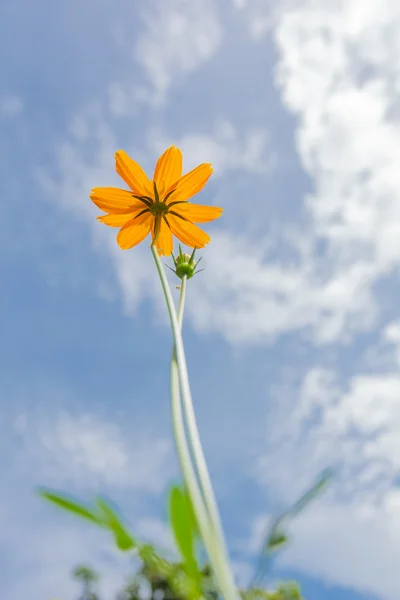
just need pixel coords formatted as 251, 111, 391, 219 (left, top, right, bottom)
1, 0, 399, 598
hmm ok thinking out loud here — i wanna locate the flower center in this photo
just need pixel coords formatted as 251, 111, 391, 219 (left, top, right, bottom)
149, 201, 169, 218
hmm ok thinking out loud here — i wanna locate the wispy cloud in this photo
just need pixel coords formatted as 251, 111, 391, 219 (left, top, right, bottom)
247, 325, 400, 599
134, 0, 223, 106
0, 387, 174, 600
147, 121, 275, 175
0, 93, 24, 117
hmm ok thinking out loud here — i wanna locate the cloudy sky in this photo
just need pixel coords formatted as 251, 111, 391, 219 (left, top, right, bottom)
1, 0, 400, 599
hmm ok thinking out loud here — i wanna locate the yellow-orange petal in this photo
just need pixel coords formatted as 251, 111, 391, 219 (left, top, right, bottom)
90, 187, 146, 214
166, 163, 213, 202
167, 214, 210, 248
116, 212, 154, 250
97, 212, 140, 227
151, 217, 174, 256
172, 202, 223, 223
153, 146, 182, 199
115, 150, 154, 197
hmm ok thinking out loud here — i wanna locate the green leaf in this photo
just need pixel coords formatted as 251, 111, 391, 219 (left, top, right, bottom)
266, 527, 289, 552
289, 469, 333, 519
73, 565, 100, 584
250, 469, 334, 588
38, 489, 104, 526
39, 490, 137, 553
94, 497, 136, 551
264, 470, 333, 551
168, 485, 199, 579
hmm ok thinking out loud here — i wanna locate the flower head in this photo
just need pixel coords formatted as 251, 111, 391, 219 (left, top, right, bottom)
90, 146, 223, 256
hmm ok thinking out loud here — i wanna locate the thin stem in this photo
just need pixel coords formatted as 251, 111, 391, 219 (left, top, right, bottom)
170, 277, 221, 593
175, 274, 238, 587
151, 245, 240, 600
170, 276, 214, 545
177, 277, 186, 331
167, 277, 223, 590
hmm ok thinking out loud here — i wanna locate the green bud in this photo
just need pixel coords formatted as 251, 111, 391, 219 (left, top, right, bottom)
167, 246, 204, 281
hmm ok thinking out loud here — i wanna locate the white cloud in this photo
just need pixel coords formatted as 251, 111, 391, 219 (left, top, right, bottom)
36, 411, 172, 492
176, 0, 400, 347
99, 0, 223, 113
275, 0, 400, 294
232, 0, 247, 8
239, 18, 400, 595
232, 0, 276, 40
136, 516, 175, 551
183, 231, 376, 345
249, 500, 400, 600
382, 321, 400, 367
147, 121, 274, 175
0, 397, 174, 600
134, 0, 222, 105
256, 362, 400, 499
4, 520, 128, 600
249, 332, 400, 599
3, 400, 174, 495
38, 103, 117, 218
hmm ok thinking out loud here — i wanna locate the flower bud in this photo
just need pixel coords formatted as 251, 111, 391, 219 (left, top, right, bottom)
167, 246, 204, 281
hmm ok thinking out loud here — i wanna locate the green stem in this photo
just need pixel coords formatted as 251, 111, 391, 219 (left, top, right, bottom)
170, 277, 217, 595
176, 277, 186, 330
175, 277, 237, 577
170, 277, 214, 549
151, 245, 240, 600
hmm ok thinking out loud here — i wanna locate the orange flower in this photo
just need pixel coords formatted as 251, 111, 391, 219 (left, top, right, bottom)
90, 146, 223, 256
